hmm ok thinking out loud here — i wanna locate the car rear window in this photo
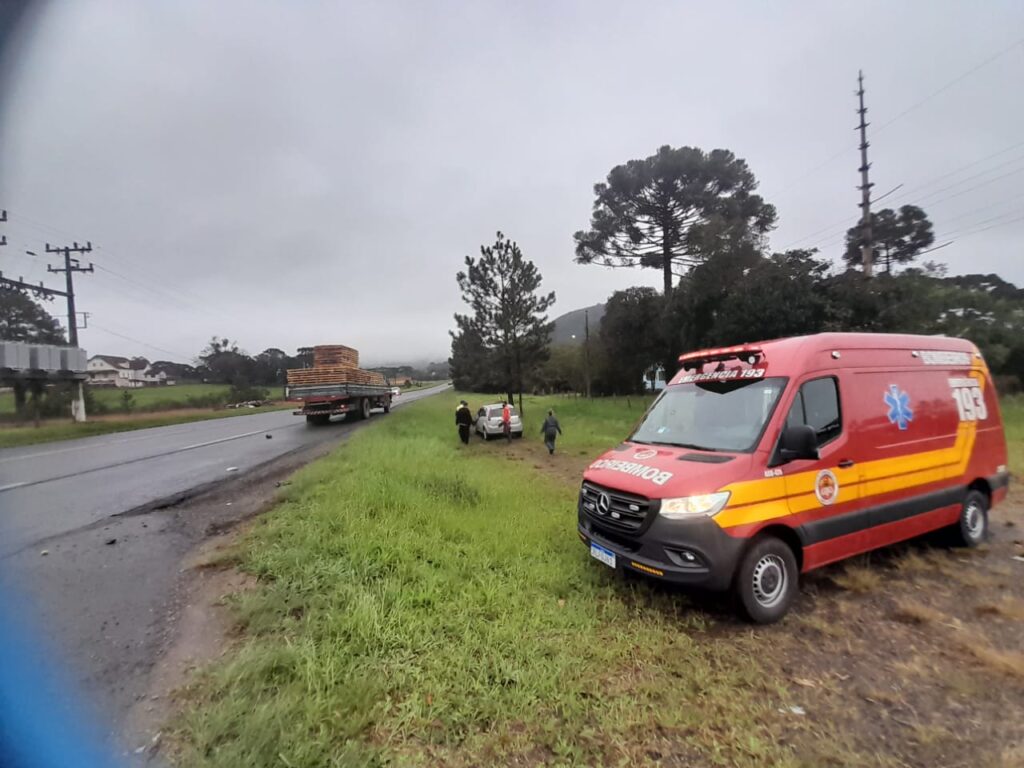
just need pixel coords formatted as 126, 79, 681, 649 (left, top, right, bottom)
487, 406, 518, 417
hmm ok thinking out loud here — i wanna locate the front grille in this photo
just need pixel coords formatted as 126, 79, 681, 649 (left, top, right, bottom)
580, 481, 652, 533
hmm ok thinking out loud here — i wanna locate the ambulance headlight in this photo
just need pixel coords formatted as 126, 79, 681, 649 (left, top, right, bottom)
659, 492, 730, 519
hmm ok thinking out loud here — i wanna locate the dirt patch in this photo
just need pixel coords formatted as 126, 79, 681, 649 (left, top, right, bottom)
125, 533, 256, 764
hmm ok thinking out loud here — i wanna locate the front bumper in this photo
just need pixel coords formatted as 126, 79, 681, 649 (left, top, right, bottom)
578, 501, 746, 591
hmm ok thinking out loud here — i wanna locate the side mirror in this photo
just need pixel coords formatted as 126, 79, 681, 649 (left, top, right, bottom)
778, 424, 819, 463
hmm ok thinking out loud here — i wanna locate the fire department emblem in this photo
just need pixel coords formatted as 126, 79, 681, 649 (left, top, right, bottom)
633, 449, 657, 460
815, 469, 839, 506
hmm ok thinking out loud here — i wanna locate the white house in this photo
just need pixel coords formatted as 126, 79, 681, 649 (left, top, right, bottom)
87, 355, 170, 388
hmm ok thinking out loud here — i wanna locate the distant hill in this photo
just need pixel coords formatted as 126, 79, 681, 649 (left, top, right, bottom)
551, 303, 605, 346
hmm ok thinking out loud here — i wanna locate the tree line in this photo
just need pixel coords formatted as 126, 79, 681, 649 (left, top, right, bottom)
451, 144, 1024, 397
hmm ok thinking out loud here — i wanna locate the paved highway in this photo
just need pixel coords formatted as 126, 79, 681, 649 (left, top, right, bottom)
0, 384, 448, 556
0, 383, 449, 756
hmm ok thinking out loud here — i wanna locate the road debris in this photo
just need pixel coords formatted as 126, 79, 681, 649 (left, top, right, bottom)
226, 467, 238, 473
266, 434, 273, 439
105, 538, 117, 546
40, 549, 49, 556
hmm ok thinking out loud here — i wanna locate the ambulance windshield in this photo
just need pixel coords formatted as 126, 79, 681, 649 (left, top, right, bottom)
631, 377, 786, 453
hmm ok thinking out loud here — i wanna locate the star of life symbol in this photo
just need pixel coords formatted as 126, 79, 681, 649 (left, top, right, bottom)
884, 385, 913, 430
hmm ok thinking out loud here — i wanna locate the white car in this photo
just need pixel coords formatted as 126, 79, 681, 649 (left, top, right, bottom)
475, 404, 523, 440
391, 387, 401, 397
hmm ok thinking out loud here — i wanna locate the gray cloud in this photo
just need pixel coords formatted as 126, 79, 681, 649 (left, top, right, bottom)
2, 1, 1022, 364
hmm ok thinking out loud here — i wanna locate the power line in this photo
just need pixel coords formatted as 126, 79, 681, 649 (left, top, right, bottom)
2, 210, 234, 322
87, 322, 194, 361
778, 143, 1024, 250
773, 38, 1024, 196
874, 37, 1024, 134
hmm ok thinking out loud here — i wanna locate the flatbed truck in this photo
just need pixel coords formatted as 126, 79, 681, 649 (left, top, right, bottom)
287, 382, 392, 425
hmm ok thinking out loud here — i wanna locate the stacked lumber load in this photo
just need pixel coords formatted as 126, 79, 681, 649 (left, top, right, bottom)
312, 344, 358, 368
286, 344, 386, 388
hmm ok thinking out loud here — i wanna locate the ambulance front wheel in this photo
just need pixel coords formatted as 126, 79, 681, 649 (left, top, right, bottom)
734, 536, 799, 625
952, 489, 988, 547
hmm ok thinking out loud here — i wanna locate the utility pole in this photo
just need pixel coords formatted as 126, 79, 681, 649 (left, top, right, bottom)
47, 241, 94, 423
856, 70, 875, 277
45, 241, 94, 347
583, 308, 592, 398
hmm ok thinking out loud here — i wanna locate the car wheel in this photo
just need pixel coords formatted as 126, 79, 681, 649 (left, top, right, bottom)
734, 536, 799, 625
951, 489, 988, 547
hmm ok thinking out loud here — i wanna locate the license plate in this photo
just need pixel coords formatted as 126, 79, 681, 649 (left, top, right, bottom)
590, 542, 616, 569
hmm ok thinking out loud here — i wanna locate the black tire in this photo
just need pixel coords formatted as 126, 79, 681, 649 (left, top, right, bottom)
733, 536, 799, 625
361, 397, 372, 420
383, 397, 391, 414
305, 414, 330, 426
951, 489, 988, 547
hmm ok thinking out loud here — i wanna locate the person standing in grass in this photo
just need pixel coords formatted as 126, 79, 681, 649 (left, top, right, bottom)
455, 400, 473, 445
541, 409, 562, 455
501, 401, 512, 443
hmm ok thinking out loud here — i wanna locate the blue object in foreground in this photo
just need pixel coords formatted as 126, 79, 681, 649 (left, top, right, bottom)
0, 591, 121, 768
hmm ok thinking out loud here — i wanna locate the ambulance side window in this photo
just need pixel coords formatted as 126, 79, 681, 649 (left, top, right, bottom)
785, 377, 842, 446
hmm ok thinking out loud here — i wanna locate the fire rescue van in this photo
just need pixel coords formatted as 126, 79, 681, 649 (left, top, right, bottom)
578, 333, 1009, 623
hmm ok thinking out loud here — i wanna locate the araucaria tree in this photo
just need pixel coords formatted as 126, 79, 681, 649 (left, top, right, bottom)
574, 145, 777, 293
843, 205, 935, 274
451, 232, 555, 411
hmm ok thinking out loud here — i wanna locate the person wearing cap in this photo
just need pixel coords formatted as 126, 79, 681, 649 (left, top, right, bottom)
455, 400, 473, 445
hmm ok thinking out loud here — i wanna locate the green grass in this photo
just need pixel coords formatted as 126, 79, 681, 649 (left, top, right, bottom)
1002, 394, 1024, 477
0, 383, 239, 416
173, 393, 797, 767
0, 405, 290, 449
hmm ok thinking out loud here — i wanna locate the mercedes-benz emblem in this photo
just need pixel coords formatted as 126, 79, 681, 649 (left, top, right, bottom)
597, 492, 612, 515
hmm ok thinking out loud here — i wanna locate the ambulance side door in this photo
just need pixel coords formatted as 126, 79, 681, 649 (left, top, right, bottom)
780, 375, 863, 522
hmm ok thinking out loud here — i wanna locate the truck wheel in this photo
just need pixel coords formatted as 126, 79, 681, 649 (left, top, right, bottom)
361, 397, 372, 420
383, 397, 391, 413
734, 536, 799, 625
951, 489, 988, 547
306, 414, 329, 426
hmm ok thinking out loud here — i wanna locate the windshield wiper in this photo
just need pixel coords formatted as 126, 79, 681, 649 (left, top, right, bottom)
647, 440, 718, 452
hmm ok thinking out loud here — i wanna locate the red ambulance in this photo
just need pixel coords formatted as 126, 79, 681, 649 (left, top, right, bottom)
578, 333, 1010, 623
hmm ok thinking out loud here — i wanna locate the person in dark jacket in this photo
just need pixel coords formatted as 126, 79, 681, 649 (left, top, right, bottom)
455, 400, 473, 445
540, 409, 562, 455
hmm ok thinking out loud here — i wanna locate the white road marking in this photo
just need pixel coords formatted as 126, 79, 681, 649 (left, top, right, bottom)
0, 414, 295, 464
0, 482, 27, 492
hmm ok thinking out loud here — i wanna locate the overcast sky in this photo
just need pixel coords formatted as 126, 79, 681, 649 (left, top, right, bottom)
1, 1, 1022, 365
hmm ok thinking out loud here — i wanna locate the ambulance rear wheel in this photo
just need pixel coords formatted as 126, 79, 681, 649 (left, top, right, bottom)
952, 489, 988, 547
734, 536, 799, 625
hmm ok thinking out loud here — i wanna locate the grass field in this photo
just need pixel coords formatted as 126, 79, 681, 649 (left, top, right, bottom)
1003, 394, 1024, 476
0, 383, 239, 416
172, 391, 1024, 766
172, 393, 794, 767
